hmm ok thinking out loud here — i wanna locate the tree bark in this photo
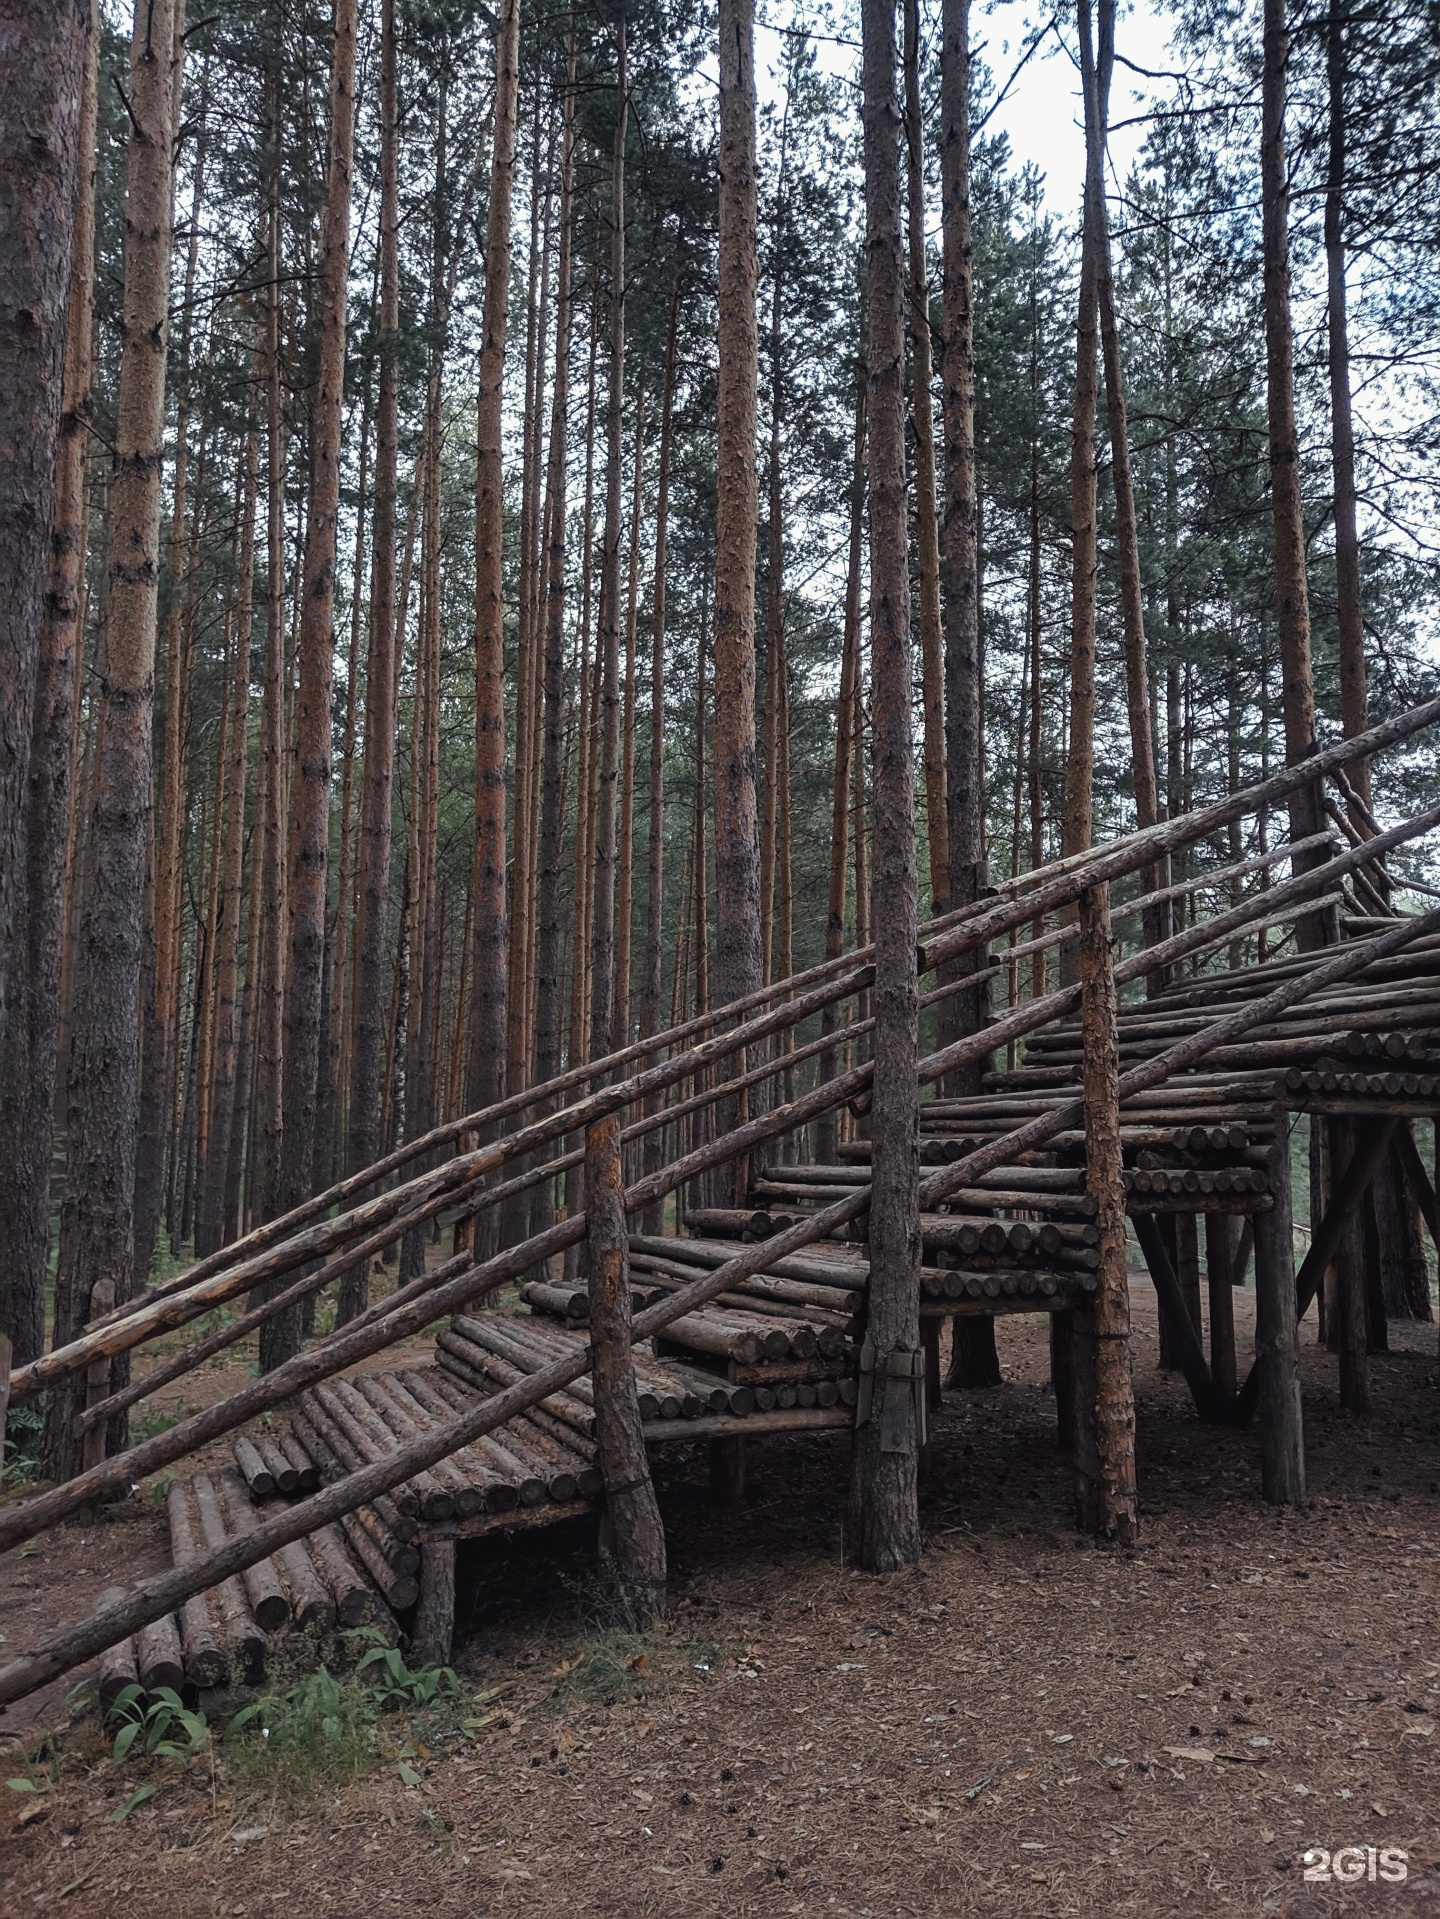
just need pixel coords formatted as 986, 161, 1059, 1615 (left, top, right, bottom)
1061, 8, 1104, 891
814, 385, 864, 1166
1262, 0, 1328, 926
532, 36, 576, 1114
0, 0, 93, 1366
713, 0, 764, 1028
1074, 882, 1137, 1539
135, 92, 206, 1286
585, 1112, 666, 1621
281, 0, 358, 1232
852, 0, 922, 1574
1325, 3, 1367, 804
939, 0, 987, 1075
615, 394, 644, 1050
255, 163, 288, 1238
346, 0, 400, 1222
468, 0, 522, 1129
198, 406, 256, 1257
639, 277, 677, 1229
0, 0, 87, 1062
904, 0, 948, 911
50, 0, 179, 1478
589, 25, 628, 1064
1082, 0, 1163, 969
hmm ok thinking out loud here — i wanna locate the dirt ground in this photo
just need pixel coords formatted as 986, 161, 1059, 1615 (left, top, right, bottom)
3, 1276, 1439, 1918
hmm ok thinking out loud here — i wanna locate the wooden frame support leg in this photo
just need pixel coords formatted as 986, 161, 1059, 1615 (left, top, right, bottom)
1175, 1212, 1203, 1341
1050, 1312, 1076, 1451
1205, 1214, 1237, 1400
1074, 884, 1138, 1541
1253, 1149, 1304, 1505
708, 1436, 746, 1508
1329, 1119, 1370, 1414
586, 1114, 667, 1621
921, 1317, 942, 1411
414, 1531, 456, 1667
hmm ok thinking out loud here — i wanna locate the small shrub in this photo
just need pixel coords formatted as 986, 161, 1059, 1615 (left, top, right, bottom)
105, 1685, 209, 1764
356, 1644, 458, 1712
2, 1403, 45, 1490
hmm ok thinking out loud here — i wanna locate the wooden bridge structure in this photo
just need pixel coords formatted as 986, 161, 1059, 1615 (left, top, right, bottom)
2, 700, 1439, 1703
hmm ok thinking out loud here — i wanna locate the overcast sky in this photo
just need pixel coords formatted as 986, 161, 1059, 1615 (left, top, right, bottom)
751, 0, 1178, 223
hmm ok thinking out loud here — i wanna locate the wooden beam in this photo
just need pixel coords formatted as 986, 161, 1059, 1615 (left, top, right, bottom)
1253, 1146, 1305, 1505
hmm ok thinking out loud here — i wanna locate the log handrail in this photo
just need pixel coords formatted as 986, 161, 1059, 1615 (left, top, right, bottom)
77, 697, 1440, 1339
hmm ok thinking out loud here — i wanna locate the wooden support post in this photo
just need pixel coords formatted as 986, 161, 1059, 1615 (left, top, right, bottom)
452, 1132, 478, 1259
585, 1113, 666, 1620
1233, 1217, 1254, 1288
1063, 1306, 1101, 1491
414, 1529, 456, 1667
921, 1317, 942, 1411
1205, 1214, 1237, 1400
1329, 1119, 1369, 1413
708, 1436, 746, 1508
945, 1315, 1001, 1388
1050, 1311, 1076, 1450
1156, 1214, 1182, 1371
1253, 1141, 1304, 1505
1075, 884, 1137, 1541
1175, 1213, 1202, 1338
81, 1282, 115, 1476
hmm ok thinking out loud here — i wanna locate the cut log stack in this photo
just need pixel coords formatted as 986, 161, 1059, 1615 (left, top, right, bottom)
521, 1248, 862, 1415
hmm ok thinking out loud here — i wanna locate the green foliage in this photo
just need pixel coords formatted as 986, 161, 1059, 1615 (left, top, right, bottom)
1, 1403, 45, 1490
221, 1638, 462, 1794
105, 1684, 210, 1765
109, 1784, 157, 1821
355, 1643, 459, 1712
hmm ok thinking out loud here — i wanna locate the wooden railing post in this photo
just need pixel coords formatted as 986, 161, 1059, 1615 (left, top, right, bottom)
584, 1113, 666, 1620
1075, 882, 1138, 1541
452, 1131, 478, 1260
81, 1280, 115, 1476
1254, 1134, 1305, 1504
1205, 1215, 1238, 1400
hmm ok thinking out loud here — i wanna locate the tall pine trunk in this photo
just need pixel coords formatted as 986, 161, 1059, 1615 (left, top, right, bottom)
532, 38, 576, 1108
135, 98, 207, 1283
467, 0, 522, 1251
1326, 4, 1367, 801
939, 0, 986, 1073
905, 0, 948, 912
814, 384, 864, 1165
278, 0, 357, 1259
852, 0, 921, 1573
0, 1, 93, 1366
713, 0, 763, 1028
0, 0, 87, 1071
198, 401, 257, 1256
50, 0, 180, 1477
588, 26, 628, 1063
1261, 0, 1328, 936
346, 0, 400, 1223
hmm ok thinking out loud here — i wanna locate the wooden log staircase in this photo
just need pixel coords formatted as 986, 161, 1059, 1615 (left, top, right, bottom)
2, 699, 1440, 1700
